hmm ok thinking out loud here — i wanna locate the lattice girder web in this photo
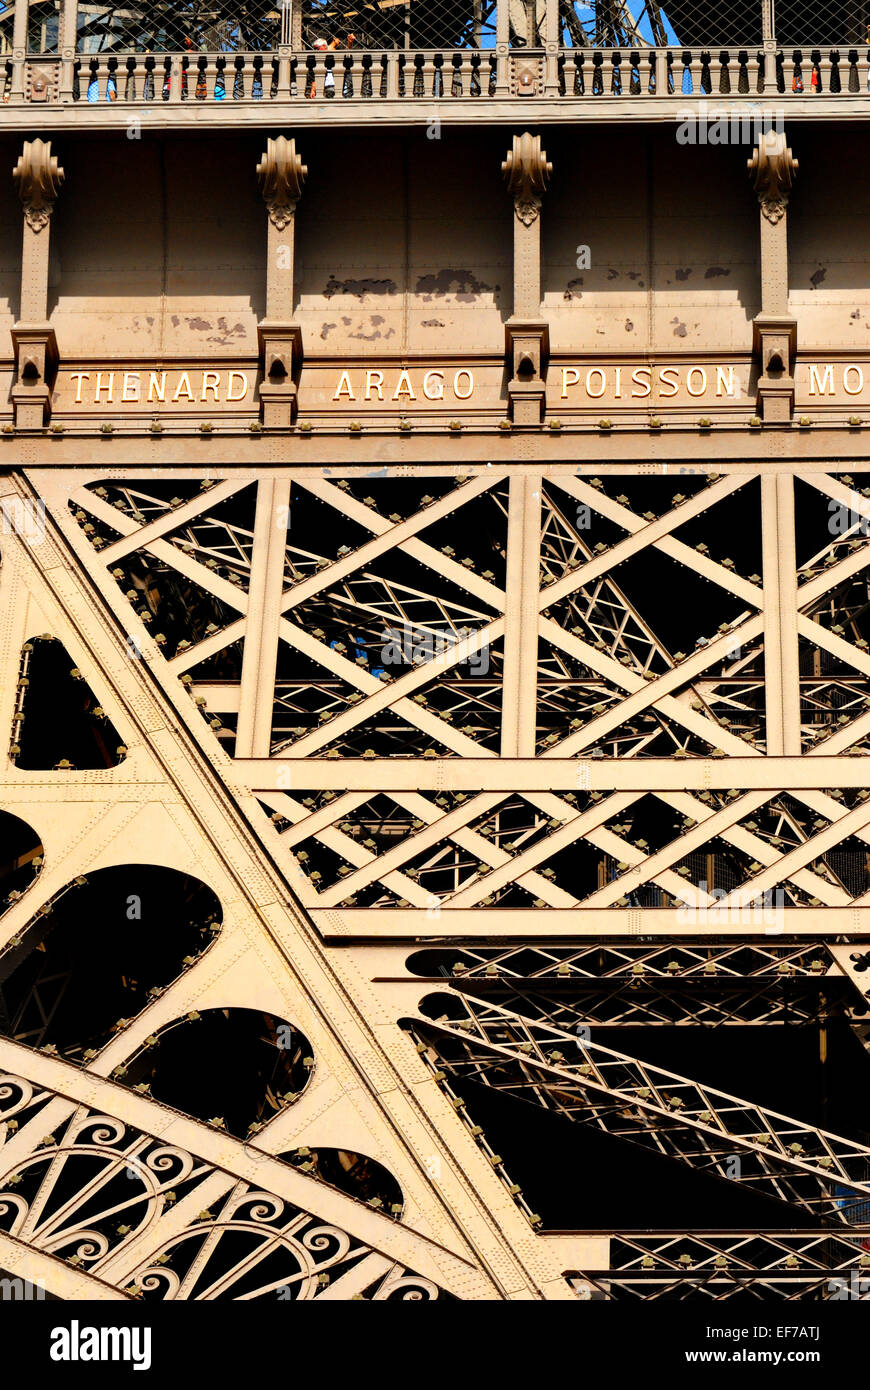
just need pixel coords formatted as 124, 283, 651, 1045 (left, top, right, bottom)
5, 460, 870, 1300
410, 994, 870, 1222
0, 483, 567, 1301
42, 464, 870, 938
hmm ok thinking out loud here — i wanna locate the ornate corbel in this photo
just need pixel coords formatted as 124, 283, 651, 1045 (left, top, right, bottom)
256, 136, 307, 427
11, 139, 63, 428
502, 134, 552, 424
747, 129, 798, 225
13, 138, 64, 233
257, 135, 307, 231
747, 130, 799, 423
502, 132, 552, 226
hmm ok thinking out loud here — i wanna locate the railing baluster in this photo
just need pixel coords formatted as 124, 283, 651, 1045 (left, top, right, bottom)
736, 48, 749, 92
816, 49, 830, 92
699, 50, 712, 93
628, 50, 640, 95
654, 49, 668, 95
471, 53, 481, 97
17, 35, 870, 110
610, 51, 622, 95
384, 51, 398, 99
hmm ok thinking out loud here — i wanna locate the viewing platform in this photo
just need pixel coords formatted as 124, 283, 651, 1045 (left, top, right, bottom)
1, 0, 869, 123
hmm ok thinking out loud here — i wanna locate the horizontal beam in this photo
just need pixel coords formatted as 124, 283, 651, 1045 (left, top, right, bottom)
237, 756, 870, 791
312, 907, 870, 939
17, 430, 870, 470
0, 98, 864, 132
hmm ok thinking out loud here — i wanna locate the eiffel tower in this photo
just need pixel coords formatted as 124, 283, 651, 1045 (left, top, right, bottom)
1, 0, 870, 1310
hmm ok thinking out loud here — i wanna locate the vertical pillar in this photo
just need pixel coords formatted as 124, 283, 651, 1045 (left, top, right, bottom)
11, 0, 27, 100
256, 136, 307, 427
495, 0, 510, 95
235, 478, 292, 758
12, 0, 28, 49
774, 474, 801, 755
11, 139, 64, 429
59, 0, 78, 102
501, 474, 542, 757
747, 130, 798, 423
762, 0, 775, 42
761, 474, 800, 756
502, 133, 552, 424
543, 0, 560, 94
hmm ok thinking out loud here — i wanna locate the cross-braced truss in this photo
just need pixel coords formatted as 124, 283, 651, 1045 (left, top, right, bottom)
2, 460, 870, 1299
408, 994, 870, 1222
573, 1230, 870, 1300
404, 941, 862, 1026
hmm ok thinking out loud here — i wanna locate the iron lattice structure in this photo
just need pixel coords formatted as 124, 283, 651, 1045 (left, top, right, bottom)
2, 460, 870, 1300
64, 0, 870, 56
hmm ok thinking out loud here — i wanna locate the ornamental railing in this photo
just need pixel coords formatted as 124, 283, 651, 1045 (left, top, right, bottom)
54, 43, 870, 101
3, 0, 870, 104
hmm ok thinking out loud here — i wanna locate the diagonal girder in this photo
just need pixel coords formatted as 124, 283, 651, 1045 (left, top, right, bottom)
578, 1230, 870, 1301
410, 996, 870, 1223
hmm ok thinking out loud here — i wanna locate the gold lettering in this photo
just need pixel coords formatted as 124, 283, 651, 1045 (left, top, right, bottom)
333, 369, 355, 401
423, 371, 444, 400
70, 372, 89, 404
631, 367, 651, 398
561, 367, 580, 398
585, 368, 606, 399
172, 372, 194, 402
201, 371, 220, 402
94, 371, 115, 402
148, 372, 166, 403
122, 372, 141, 403
453, 370, 473, 400
227, 371, 248, 402
365, 370, 384, 401
614, 366, 622, 399
658, 367, 679, 397
808, 364, 834, 396
393, 368, 416, 401
686, 367, 707, 397
716, 366, 735, 397
844, 365, 864, 396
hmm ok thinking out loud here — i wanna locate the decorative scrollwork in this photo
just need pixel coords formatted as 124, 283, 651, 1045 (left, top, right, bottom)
257, 136, 307, 231
747, 130, 798, 223
502, 132, 552, 226
0, 1069, 453, 1302
367, 1265, 443, 1300
12, 139, 64, 233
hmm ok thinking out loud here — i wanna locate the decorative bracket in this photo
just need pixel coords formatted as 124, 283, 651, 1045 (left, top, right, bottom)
11, 139, 63, 427
257, 137, 307, 426
747, 131, 799, 423
502, 134, 552, 423
257, 136, 307, 230
747, 130, 798, 225
502, 132, 552, 226
13, 138, 64, 232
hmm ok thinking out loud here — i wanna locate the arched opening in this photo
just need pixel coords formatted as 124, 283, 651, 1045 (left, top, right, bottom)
281, 1146, 403, 1216
121, 1007, 313, 1138
0, 865, 221, 1061
0, 810, 43, 915
12, 636, 126, 770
